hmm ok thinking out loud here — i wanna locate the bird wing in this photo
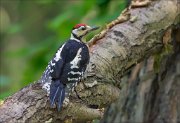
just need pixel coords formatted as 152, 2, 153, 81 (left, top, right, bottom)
40, 43, 68, 93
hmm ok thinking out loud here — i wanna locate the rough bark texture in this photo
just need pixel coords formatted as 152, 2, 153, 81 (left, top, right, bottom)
102, 27, 180, 123
0, 0, 179, 122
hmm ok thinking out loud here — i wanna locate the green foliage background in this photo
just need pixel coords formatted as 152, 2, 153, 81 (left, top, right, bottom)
0, 0, 126, 100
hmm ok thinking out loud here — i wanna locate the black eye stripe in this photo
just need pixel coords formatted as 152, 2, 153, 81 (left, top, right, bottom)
81, 26, 86, 30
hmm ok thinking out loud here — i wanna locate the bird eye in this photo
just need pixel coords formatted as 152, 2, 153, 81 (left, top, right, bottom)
81, 27, 86, 30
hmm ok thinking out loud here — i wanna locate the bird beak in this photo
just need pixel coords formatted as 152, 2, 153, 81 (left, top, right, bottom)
87, 26, 100, 32
90, 26, 100, 31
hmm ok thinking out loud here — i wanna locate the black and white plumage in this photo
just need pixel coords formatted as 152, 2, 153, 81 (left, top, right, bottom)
39, 24, 99, 110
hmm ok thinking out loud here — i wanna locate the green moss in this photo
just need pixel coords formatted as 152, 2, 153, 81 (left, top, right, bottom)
153, 44, 173, 73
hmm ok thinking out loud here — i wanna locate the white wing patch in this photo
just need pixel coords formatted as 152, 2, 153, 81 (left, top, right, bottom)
50, 69, 54, 73
67, 78, 79, 81
70, 48, 82, 69
54, 44, 65, 62
50, 61, 55, 66
68, 71, 82, 75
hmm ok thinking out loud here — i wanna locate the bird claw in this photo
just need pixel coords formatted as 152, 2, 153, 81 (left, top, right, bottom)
63, 98, 69, 108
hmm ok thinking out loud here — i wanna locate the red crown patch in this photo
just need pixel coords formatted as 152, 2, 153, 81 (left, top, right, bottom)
73, 24, 86, 29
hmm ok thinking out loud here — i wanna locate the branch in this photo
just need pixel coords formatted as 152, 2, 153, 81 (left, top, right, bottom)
0, 0, 179, 122
101, 27, 180, 123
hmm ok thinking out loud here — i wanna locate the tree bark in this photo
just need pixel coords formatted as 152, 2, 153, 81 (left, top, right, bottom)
0, 0, 179, 122
102, 26, 180, 123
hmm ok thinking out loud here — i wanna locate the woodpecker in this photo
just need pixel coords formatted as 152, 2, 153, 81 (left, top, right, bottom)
40, 24, 99, 110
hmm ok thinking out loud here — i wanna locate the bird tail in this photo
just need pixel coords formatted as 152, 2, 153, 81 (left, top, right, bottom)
49, 80, 65, 111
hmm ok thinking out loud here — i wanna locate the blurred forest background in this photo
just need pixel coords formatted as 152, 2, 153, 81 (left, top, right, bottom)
0, 0, 127, 100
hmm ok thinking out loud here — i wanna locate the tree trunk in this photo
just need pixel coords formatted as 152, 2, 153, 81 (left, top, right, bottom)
102, 27, 180, 123
0, 0, 179, 122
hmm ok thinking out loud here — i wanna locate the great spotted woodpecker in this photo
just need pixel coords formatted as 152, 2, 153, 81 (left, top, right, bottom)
40, 24, 99, 110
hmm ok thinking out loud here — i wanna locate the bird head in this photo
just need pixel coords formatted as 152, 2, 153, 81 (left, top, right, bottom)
71, 24, 99, 42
